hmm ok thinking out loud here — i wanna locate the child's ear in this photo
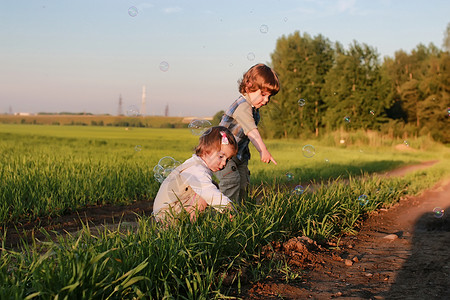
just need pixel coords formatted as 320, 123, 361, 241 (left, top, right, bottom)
245, 81, 252, 93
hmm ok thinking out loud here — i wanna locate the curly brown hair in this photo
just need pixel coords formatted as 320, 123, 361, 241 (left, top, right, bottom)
238, 63, 280, 95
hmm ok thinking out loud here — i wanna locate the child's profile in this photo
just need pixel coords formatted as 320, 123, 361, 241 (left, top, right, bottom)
152, 126, 238, 222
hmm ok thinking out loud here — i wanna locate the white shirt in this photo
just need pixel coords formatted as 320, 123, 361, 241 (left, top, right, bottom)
153, 154, 233, 218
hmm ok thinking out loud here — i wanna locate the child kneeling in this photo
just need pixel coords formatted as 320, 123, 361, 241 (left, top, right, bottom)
153, 126, 238, 222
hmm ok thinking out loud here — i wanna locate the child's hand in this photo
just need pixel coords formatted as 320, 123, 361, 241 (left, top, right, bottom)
260, 150, 277, 165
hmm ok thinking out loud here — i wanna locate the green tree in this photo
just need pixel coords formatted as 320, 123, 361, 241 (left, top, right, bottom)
321, 41, 389, 131
443, 22, 450, 52
211, 110, 224, 125
264, 31, 334, 138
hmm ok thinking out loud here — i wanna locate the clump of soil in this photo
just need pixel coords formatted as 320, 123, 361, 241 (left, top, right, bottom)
261, 236, 325, 269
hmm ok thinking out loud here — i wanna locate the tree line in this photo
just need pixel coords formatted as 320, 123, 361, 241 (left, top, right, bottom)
261, 25, 450, 143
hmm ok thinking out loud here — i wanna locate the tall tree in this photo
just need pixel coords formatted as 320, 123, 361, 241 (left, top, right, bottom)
264, 31, 334, 138
443, 22, 450, 52
321, 41, 388, 131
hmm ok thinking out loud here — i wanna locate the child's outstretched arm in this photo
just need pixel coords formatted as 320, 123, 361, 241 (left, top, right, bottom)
247, 128, 277, 164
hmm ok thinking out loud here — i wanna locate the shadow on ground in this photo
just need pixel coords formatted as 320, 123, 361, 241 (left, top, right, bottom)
385, 205, 450, 299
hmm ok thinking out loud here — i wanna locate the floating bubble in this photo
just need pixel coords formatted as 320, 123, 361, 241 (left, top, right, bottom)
159, 61, 169, 72
283, 17, 288, 22
292, 185, 304, 195
403, 140, 409, 147
358, 194, 369, 206
302, 144, 315, 158
298, 98, 306, 107
259, 24, 269, 34
128, 6, 138, 17
158, 156, 180, 170
369, 110, 375, 116
188, 119, 212, 136
247, 52, 255, 61
285, 172, 294, 181
447, 107, 450, 117
134, 145, 142, 152
433, 207, 444, 218
153, 156, 181, 183
325, 158, 330, 163
126, 105, 139, 117
344, 116, 351, 123
153, 164, 164, 183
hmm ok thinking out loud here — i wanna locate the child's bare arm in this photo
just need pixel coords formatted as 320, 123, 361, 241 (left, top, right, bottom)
247, 128, 277, 164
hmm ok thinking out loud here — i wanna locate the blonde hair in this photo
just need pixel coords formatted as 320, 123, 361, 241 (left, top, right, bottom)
238, 63, 280, 95
195, 126, 237, 157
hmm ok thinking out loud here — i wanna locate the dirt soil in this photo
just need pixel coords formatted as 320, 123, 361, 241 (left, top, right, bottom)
2, 160, 450, 299
239, 161, 450, 300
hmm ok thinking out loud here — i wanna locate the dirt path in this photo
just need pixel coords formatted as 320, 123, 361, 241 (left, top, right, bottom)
242, 164, 450, 299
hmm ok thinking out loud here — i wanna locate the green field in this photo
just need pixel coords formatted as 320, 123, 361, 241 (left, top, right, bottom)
0, 124, 442, 224
1, 124, 449, 299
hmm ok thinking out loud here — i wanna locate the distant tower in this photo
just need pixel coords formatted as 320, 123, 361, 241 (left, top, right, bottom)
140, 85, 146, 116
8, 105, 13, 115
164, 103, 169, 117
118, 94, 123, 116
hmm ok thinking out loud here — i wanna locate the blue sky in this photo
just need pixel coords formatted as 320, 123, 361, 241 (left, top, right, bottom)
1, 0, 449, 117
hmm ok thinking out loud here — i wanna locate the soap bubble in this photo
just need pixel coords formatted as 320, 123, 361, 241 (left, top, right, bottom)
369, 110, 375, 116
126, 105, 140, 117
403, 140, 409, 147
325, 158, 330, 163
159, 61, 169, 72
292, 185, 304, 195
302, 144, 315, 158
153, 156, 181, 183
128, 6, 138, 17
433, 207, 444, 218
153, 164, 164, 183
358, 194, 369, 206
285, 172, 294, 181
298, 99, 306, 107
283, 17, 288, 22
447, 107, 450, 117
134, 145, 142, 152
188, 119, 212, 136
344, 116, 351, 123
259, 24, 269, 34
247, 52, 255, 61
158, 156, 180, 170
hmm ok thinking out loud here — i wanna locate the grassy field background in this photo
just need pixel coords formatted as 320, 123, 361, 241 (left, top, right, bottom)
1, 123, 448, 224
1, 123, 450, 298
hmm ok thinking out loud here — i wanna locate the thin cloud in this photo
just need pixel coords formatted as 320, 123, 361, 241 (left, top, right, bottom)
162, 6, 182, 14
336, 0, 357, 13
137, 3, 154, 12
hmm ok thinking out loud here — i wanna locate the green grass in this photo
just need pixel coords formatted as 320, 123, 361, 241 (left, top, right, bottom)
1, 124, 449, 299
2, 124, 444, 225
1, 161, 449, 299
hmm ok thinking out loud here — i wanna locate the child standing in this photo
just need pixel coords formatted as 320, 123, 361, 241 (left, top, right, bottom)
153, 126, 238, 222
215, 63, 280, 204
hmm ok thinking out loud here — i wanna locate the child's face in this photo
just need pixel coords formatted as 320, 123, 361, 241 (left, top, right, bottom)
202, 145, 235, 172
248, 89, 271, 108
